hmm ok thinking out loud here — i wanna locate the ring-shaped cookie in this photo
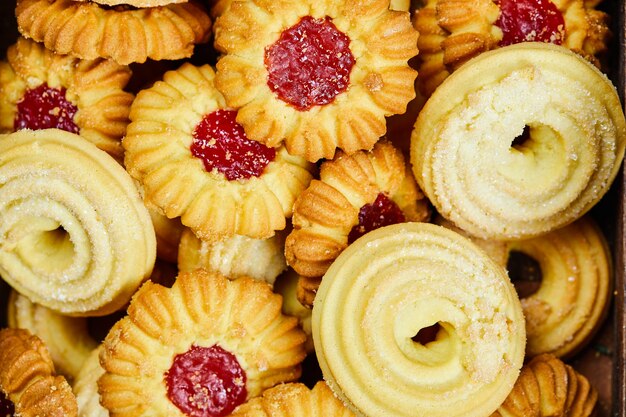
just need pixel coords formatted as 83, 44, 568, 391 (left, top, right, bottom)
411, 42, 626, 240
285, 140, 431, 307
0, 37, 133, 160
0, 327, 78, 416
98, 269, 307, 417
312, 222, 526, 417
73, 0, 186, 7
414, 0, 611, 96
0, 129, 156, 316
124, 63, 315, 242
214, 0, 418, 162
15, 0, 212, 65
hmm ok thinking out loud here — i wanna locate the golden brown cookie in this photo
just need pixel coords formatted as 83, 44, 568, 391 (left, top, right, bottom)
98, 269, 307, 417
491, 354, 598, 417
0, 37, 133, 160
74, 0, 186, 7
7, 290, 98, 382
285, 140, 431, 307
273, 269, 314, 353
312, 222, 526, 417
0, 129, 156, 316
0, 327, 78, 417
214, 0, 419, 162
124, 62, 315, 242
411, 42, 626, 240
178, 228, 288, 286
229, 381, 355, 417
15, 0, 212, 65
414, 0, 611, 96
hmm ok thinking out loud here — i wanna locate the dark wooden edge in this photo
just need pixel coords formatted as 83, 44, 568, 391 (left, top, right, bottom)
614, 0, 626, 415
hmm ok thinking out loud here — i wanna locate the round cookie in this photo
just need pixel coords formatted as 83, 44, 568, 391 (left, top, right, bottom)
312, 222, 526, 417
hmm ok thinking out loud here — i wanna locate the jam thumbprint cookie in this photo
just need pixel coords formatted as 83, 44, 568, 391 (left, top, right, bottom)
0, 37, 134, 160
214, 0, 419, 162
285, 140, 431, 307
414, 0, 611, 96
124, 63, 315, 243
15, 0, 212, 65
0, 327, 78, 417
98, 269, 307, 417
229, 381, 355, 417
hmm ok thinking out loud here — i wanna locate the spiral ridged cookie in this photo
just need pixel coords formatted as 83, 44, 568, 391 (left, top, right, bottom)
15, 0, 212, 65
491, 354, 598, 417
312, 222, 526, 417
0, 37, 133, 160
414, 0, 611, 96
0, 129, 156, 316
0, 327, 78, 417
214, 0, 418, 162
73, 347, 108, 417
178, 228, 287, 286
229, 381, 355, 417
98, 269, 307, 417
411, 42, 626, 240
7, 290, 98, 381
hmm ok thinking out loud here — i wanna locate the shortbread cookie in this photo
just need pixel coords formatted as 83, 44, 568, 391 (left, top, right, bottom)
0, 327, 78, 417
0, 37, 133, 159
411, 42, 626, 240
73, 347, 108, 417
15, 0, 212, 65
214, 0, 419, 162
0, 129, 156, 316
414, 0, 611, 96
124, 62, 315, 242
285, 140, 431, 307
313, 222, 526, 417
98, 269, 307, 417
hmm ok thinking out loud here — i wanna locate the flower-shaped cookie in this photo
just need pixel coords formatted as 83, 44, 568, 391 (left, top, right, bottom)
0, 37, 133, 159
414, 0, 611, 96
214, 0, 419, 162
285, 140, 431, 306
98, 269, 307, 417
124, 63, 315, 242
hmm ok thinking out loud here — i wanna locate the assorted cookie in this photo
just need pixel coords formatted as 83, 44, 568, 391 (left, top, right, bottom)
0, 0, 623, 416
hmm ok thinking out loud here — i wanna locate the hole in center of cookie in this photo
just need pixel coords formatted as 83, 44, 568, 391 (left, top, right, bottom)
511, 125, 532, 151
16, 219, 75, 273
412, 322, 444, 346
0, 390, 15, 417
507, 250, 542, 298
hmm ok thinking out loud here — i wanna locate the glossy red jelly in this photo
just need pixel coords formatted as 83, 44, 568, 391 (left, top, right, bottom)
0, 390, 14, 416
495, 0, 565, 46
348, 193, 406, 244
264, 15, 355, 111
165, 345, 247, 417
14, 83, 79, 133
191, 110, 276, 181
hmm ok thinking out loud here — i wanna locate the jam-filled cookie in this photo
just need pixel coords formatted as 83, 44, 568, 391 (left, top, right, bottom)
0, 327, 78, 417
214, 0, 419, 162
124, 62, 315, 242
15, 0, 212, 65
414, 0, 611, 96
230, 381, 355, 417
98, 269, 307, 417
0, 37, 133, 160
285, 140, 431, 307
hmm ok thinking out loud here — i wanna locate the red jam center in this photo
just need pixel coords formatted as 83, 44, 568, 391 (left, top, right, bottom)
495, 0, 565, 46
165, 345, 247, 417
348, 193, 406, 244
14, 83, 79, 133
264, 15, 355, 111
0, 390, 14, 416
190, 110, 276, 181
